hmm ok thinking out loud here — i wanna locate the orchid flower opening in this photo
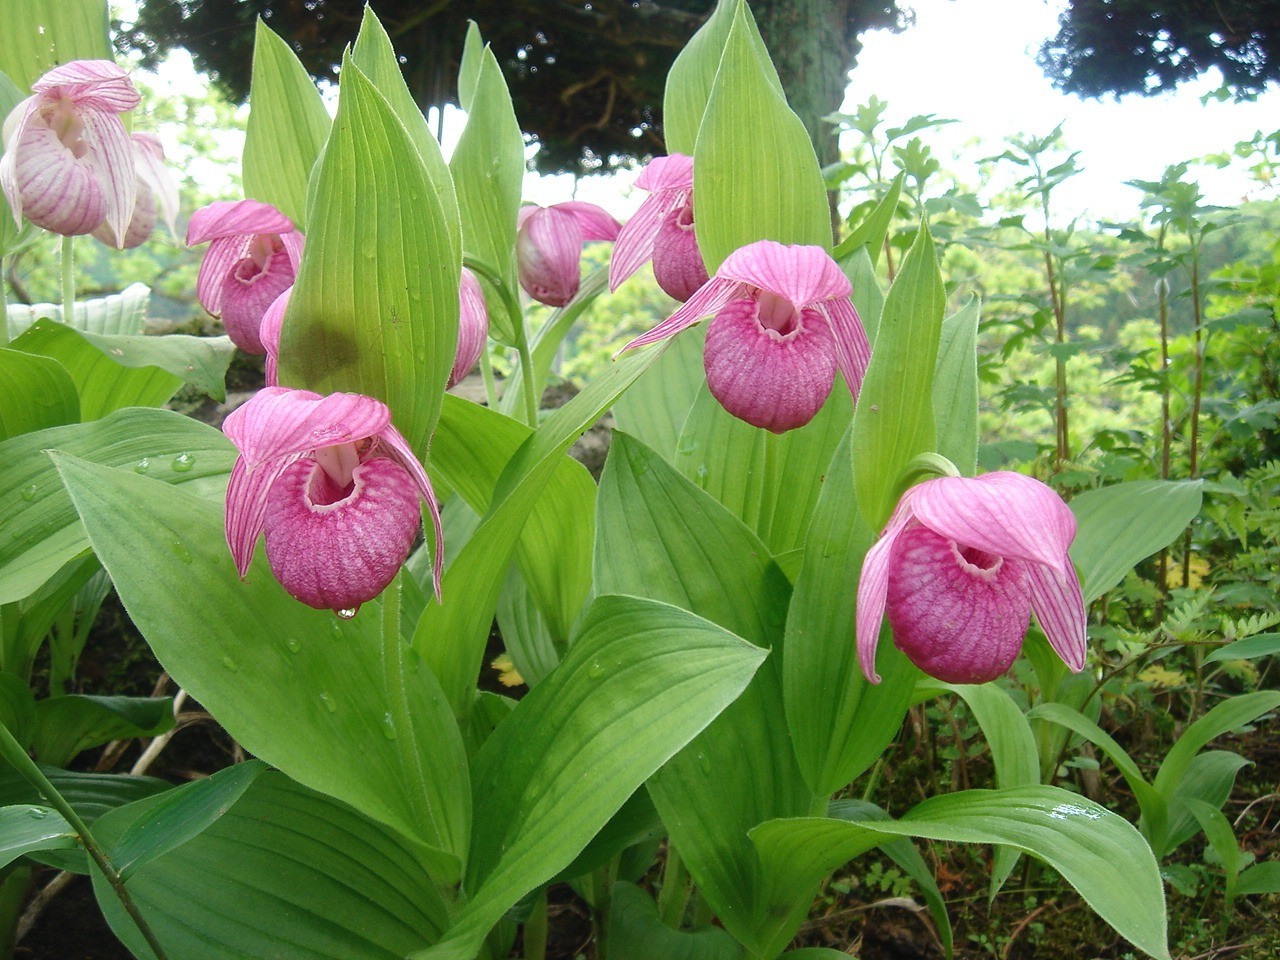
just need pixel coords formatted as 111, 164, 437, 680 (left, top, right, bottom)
609, 153, 709, 302
856, 471, 1087, 685
222, 387, 444, 614
0, 60, 140, 243
187, 199, 304, 354
91, 132, 180, 249
516, 201, 621, 307
451, 267, 489, 387
619, 240, 871, 433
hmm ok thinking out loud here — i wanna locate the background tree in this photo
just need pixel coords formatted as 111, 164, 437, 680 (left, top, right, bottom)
117, 0, 905, 175
1039, 0, 1280, 99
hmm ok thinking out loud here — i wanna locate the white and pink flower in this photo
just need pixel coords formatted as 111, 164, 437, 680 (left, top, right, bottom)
609, 153, 708, 302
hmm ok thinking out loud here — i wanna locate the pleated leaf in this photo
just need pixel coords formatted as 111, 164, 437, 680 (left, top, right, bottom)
0, 409, 234, 604
7, 282, 151, 340
0, 348, 78, 440
55, 455, 470, 882
242, 18, 331, 228
932, 296, 980, 476
280, 56, 458, 456
0, 805, 77, 871
0, 0, 110, 93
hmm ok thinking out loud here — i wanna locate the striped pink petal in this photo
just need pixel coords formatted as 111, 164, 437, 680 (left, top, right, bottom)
379, 424, 445, 601
32, 61, 140, 113
608, 187, 684, 292
0, 96, 41, 227
618, 275, 741, 353
131, 133, 179, 239
517, 205, 584, 307
634, 153, 693, 192
911, 472, 1076, 572
78, 107, 137, 246
553, 200, 621, 242
8, 110, 107, 235
195, 234, 250, 316
223, 388, 390, 470
1026, 561, 1088, 672
717, 241, 851, 308
818, 298, 871, 399
225, 454, 298, 577
186, 199, 295, 246
856, 493, 918, 684
260, 287, 291, 387
451, 268, 488, 388
650, 201, 708, 302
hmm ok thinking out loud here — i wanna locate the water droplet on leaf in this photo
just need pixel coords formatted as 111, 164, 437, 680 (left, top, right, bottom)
169, 541, 192, 564
134, 458, 151, 474
27, 807, 48, 820
20, 485, 37, 502
319, 691, 337, 713
587, 659, 605, 679
335, 607, 358, 620
221, 655, 238, 672
170, 452, 194, 472
284, 637, 302, 654
381, 712, 397, 739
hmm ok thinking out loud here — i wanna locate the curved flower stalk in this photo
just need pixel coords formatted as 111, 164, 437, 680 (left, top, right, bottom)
187, 199, 304, 354
856, 471, 1087, 685
0, 60, 140, 243
609, 153, 708, 302
516, 200, 620, 307
91, 133, 180, 249
451, 267, 489, 387
223, 387, 444, 613
619, 240, 871, 433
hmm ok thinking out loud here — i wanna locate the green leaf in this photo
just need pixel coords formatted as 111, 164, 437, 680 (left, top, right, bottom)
11, 320, 233, 413
0, 0, 110, 93
693, 2, 829, 272
449, 22, 524, 344
595, 434, 815, 956
112, 760, 269, 879
0, 673, 34, 747
1186, 799, 1240, 894
932, 296, 980, 476
851, 220, 946, 529
0, 409, 235, 605
751, 787, 1171, 960
833, 173, 903, 266
54, 455, 470, 881
1152, 692, 1280, 799
280, 56, 458, 456
7, 282, 152, 341
0, 804, 76, 871
350, 6, 459, 257
663, 0, 779, 156
242, 18, 331, 227
413, 595, 766, 960
1206, 632, 1280, 663
610, 881, 743, 960
1069, 480, 1204, 603
31, 695, 174, 768
0, 348, 78, 440
1166, 752, 1250, 856
844, 244, 885, 343
783, 429, 916, 795
0, 69, 23, 257
92, 771, 452, 960
613, 325, 705, 462
1235, 861, 1280, 897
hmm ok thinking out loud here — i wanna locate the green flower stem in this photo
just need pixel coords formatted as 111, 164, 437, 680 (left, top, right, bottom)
0, 722, 170, 960
478, 346, 500, 409
380, 574, 434, 841
523, 888, 548, 960
656, 842, 689, 928
463, 258, 539, 427
60, 236, 75, 326
893, 452, 961, 505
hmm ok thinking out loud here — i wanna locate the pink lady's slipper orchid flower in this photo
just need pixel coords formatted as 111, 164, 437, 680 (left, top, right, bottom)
258, 287, 291, 387
0, 60, 140, 243
451, 267, 489, 388
187, 199, 304, 354
619, 240, 871, 433
609, 154, 708, 302
91, 133, 180, 249
223, 387, 444, 614
856, 472, 1087, 685
516, 201, 621, 307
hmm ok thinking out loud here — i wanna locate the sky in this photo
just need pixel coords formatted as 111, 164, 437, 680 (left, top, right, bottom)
524, 0, 1280, 222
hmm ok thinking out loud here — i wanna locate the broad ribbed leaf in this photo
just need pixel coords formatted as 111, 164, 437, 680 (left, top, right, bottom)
851, 221, 945, 529
833, 173, 903, 267
932, 297, 980, 476
751, 787, 1171, 960
31, 695, 174, 768
1206, 633, 1280, 663
93, 772, 452, 960
596, 433, 815, 955
0, 349, 78, 440
0, 69, 23, 256
449, 23, 524, 343
0, 768, 169, 831
613, 325, 705, 462
783, 429, 916, 795
694, 3, 829, 272
55, 455, 470, 881
0, 409, 234, 604
280, 57, 457, 456
1069, 480, 1204, 603
0, 805, 76, 871
0, 0, 110, 93
6, 282, 150, 339
1153, 691, 1280, 798
242, 18, 331, 227
412, 595, 766, 960
351, 7, 459, 256
663, 0, 779, 155
610, 881, 743, 960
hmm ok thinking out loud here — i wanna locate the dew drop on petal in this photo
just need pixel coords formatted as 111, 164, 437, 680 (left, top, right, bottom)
171, 452, 194, 472
319, 691, 337, 713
